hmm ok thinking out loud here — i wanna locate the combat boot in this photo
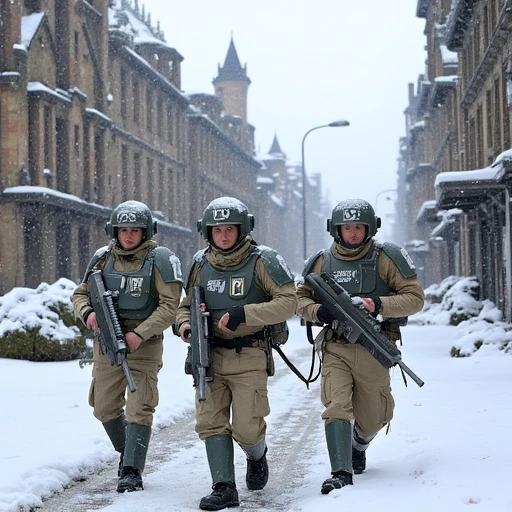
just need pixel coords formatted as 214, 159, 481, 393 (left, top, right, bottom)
321, 471, 353, 494
352, 447, 366, 474
243, 440, 268, 490
201, 435, 238, 510
321, 420, 353, 494
117, 423, 151, 493
117, 466, 143, 492
352, 428, 376, 475
199, 482, 240, 511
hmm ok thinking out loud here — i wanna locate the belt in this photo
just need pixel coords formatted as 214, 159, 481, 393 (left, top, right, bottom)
212, 331, 265, 352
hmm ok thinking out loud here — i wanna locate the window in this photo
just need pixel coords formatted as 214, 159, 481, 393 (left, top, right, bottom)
56, 222, 71, 279
121, 145, 128, 201
121, 68, 127, 119
133, 152, 141, 197
133, 78, 140, 124
146, 88, 153, 133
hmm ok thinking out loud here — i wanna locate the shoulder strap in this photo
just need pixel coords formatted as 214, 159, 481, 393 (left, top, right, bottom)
81, 246, 109, 283
382, 242, 417, 278
255, 246, 294, 286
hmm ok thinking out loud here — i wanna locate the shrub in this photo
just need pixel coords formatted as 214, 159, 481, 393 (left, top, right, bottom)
0, 278, 86, 362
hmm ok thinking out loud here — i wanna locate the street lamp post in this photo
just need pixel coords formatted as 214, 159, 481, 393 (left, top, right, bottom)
301, 120, 350, 261
374, 189, 398, 241
374, 189, 398, 211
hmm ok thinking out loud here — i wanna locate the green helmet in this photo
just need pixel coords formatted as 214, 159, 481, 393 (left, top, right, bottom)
197, 197, 254, 243
105, 200, 157, 240
327, 199, 381, 244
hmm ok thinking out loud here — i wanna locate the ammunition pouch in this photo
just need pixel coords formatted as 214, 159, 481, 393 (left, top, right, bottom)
380, 319, 404, 343
184, 346, 193, 375
264, 321, 289, 346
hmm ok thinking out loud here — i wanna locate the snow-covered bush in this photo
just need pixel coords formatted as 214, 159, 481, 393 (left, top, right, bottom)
411, 275, 512, 357
0, 278, 86, 361
411, 276, 481, 326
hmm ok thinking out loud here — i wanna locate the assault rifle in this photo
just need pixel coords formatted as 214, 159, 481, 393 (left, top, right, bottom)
88, 270, 137, 392
305, 273, 424, 388
185, 286, 214, 401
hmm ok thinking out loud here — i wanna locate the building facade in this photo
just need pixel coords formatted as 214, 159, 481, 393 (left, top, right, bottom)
398, 0, 512, 320
0, 0, 326, 293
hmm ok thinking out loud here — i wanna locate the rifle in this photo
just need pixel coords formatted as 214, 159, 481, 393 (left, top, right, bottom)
185, 286, 214, 401
88, 270, 137, 392
305, 272, 424, 388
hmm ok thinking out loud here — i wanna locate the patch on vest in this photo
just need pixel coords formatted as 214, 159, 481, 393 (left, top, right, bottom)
401, 248, 416, 269
128, 277, 144, 297
230, 277, 245, 296
207, 279, 226, 293
332, 269, 360, 284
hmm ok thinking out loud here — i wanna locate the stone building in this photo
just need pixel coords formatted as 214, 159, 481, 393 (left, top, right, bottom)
0, 0, 325, 294
398, 0, 512, 320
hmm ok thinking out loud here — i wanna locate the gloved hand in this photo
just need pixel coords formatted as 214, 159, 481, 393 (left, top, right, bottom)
226, 306, 246, 331
317, 305, 334, 325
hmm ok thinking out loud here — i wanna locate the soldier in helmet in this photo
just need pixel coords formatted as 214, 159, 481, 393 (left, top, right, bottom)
296, 198, 424, 494
176, 197, 296, 511
72, 200, 182, 493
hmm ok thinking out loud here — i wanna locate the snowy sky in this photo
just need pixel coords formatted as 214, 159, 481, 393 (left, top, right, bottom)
1, 276, 512, 511
140, 0, 427, 217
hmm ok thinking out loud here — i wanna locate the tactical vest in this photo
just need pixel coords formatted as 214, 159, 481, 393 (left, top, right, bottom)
323, 242, 393, 297
102, 249, 159, 320
199, 251, 271, 321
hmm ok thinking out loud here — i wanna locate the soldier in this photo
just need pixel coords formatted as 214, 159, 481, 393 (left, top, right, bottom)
176, 197, 296, 511
72, 200, 182, 493
296, 198, 424, 494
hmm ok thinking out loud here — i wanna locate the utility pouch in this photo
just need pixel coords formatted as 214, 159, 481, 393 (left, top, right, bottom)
184, 346, 193, 375
380, 320, 403, 343
264, 321, 289, 346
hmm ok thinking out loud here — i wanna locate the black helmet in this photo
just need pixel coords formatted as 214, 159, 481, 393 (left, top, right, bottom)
327, 199, 381, 244
197, 197, 254, 243
105, 200, 157, 240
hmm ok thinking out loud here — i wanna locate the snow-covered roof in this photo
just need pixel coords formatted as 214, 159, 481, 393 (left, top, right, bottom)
440, 45, 458, 66
435, 165, 504, 187
27, 82, 71, 103
270, 194, 284, 208
21, 13, 44, 49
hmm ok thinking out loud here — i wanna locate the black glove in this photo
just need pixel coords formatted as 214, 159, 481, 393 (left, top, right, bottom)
317, 305, 334, 325
370, 296, 382, 318
226, 306, 246, 331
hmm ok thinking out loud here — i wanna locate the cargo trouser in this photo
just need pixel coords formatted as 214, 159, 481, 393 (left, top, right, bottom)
195, 346, 270, 447
89, 335, 164, 426
320, 339, 394, 438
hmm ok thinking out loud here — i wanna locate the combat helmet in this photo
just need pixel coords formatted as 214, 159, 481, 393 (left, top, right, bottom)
197, 197, 254, 244
105, 200, 157, 241
327, 199, 381, 245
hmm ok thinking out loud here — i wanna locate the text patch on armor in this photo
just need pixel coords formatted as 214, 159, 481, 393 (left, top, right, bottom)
213, 208, 230, 221
207, 279, 226, 293
400, 248, 416, 269
332, 270, 360, 283
117, 212, 137, 223
129, 277, 143, 297
342, 208, 361, 222
230, 277, 244, 297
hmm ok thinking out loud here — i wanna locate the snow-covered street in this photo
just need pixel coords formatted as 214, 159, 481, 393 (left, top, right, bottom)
1, 317, 511, 512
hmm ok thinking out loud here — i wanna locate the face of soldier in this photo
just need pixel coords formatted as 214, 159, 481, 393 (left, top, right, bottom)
211, 224, 239, 250
117, 227, 144, 250
340, 223, 367, 246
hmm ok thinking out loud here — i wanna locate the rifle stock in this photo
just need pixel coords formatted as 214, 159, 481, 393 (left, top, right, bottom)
189, 286, 214, 401
305, 273, 424, 388
88, 270, 137, 392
